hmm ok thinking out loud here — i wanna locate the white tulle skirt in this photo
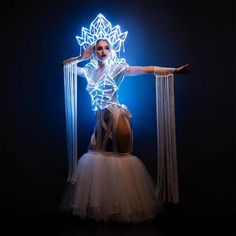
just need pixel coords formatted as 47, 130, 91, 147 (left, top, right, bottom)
61, 151, 159, 223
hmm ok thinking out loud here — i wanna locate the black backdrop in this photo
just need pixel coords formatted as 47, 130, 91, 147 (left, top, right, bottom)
1, 0, 234, 218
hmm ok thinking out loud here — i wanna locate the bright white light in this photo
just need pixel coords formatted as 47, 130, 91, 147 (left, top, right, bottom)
75, 13, 129, 111
86, 62, 124, 111
76, 13, 128, 53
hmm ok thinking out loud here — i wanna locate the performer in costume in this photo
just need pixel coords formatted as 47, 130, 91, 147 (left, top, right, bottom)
61, 14, 189, 223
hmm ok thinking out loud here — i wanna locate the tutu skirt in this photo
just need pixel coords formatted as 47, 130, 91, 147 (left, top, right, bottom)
61, 151, 159, 223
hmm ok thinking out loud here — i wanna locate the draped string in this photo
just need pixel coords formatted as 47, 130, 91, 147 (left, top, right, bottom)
63, 62, 179, 202
63, 62, 78, 183
155, 74, 179, 203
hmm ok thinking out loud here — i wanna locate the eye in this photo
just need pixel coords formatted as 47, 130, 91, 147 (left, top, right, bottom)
105, 46, 110, 50
97, 46, 103, 51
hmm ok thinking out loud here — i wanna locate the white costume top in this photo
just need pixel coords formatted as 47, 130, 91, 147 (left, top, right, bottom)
83, 59, 128, 111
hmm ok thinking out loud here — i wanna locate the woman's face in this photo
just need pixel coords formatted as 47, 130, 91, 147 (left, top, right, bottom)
95, 40, 111, 62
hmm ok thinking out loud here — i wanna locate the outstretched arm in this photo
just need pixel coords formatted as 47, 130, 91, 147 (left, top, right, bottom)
62, 55, 86, 78
62, 45, 94, 65
123, 64, 190, 76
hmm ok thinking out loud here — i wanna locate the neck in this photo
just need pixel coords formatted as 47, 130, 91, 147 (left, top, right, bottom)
97, 59, 109, 68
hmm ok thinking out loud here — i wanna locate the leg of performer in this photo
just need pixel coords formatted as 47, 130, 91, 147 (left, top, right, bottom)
116, 114, 132, 154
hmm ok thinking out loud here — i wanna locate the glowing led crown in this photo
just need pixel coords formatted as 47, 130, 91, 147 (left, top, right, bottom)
76, 13, 128, 54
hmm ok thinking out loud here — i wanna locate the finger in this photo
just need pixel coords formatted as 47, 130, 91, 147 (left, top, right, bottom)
91, 45, 95, 52
88, 44, 95, 50
86, 45, 94, 53
89, 44, 95, 51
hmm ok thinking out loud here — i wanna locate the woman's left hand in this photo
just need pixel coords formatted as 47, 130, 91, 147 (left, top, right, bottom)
175, 64, 190, 74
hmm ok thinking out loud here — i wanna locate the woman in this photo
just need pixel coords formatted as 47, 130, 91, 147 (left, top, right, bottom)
61, 38, 189, 223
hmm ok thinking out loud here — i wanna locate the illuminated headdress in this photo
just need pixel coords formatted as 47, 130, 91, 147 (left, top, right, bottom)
76, 13, 128, 54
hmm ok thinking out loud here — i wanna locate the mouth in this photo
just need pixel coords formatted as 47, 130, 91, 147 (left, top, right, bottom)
101, 54, 107, 59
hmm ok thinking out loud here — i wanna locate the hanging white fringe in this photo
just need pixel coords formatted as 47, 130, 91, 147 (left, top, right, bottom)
155, 74, 179, 203
63, 64, 179, 202
63, 62, 78, 184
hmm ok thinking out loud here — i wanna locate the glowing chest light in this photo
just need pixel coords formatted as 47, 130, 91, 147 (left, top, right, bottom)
85, 63, 125, 111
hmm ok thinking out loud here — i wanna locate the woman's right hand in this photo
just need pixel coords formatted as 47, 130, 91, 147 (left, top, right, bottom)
62, 44, 94, 65
81, 44, 94, 60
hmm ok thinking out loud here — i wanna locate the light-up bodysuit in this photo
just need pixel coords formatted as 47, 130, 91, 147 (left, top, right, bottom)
83, 58, 133, 154
61, 14, 181, 223
85, 59, 127, 111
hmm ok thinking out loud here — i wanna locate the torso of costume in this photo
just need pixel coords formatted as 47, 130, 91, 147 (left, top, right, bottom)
84, 59, 127, 111
83, 59, 132, 154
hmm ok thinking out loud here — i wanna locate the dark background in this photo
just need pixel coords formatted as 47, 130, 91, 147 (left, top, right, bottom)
1, 0, 234, 225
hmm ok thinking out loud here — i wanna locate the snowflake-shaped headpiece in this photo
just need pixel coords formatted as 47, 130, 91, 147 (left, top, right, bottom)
76, 13, 128, 54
